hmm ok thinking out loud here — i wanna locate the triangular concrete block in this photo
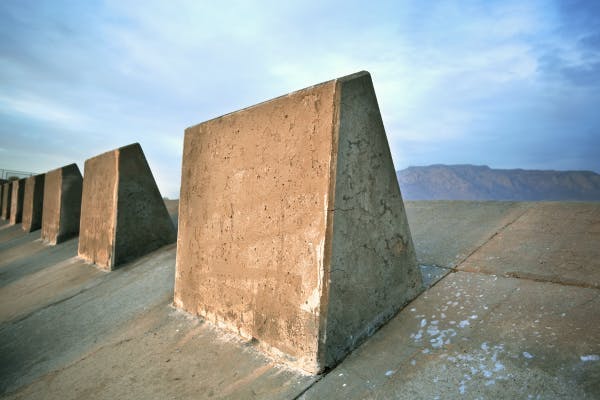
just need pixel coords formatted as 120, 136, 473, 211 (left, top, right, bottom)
41, 164, 83, 244
78, 143, 176, 270
174, 71, 423, 373
22, 174, 45, 232
9, 178, 26, 225
0, 179, 7, 218
1, 181, 11, 220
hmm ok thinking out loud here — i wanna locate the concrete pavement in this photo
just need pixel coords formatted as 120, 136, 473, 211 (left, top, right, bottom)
0, 201, 598, 399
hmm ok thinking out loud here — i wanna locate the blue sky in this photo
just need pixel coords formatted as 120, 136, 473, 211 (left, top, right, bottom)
1, 0, 599, 198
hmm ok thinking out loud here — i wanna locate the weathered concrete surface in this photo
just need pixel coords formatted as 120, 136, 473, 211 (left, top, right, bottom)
0, 222, 29, 248
0, 220, 314, 399
9, 178, 26, 224
405, 201, 529, 268
175, 71, 421, 373
0, 179, 6, 216
22, 174, 45, 232
300, 272, 600, 399
78, 143, 176, 270
0, 200, 597, 398
459, 202, 600, 288
1, 181, 13, 220
3, 303, 316, 400
41, 164, 83, 244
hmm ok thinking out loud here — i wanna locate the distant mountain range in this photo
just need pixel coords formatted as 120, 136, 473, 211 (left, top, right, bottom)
397, 165, 600, 201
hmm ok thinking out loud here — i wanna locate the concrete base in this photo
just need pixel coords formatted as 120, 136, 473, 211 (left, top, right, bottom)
175, 71, 422, 373
1, 182, 12, 220
9, 179, 26, 225
77, 143, 176, 270
41, 164, 83, 245
22, 174, 45, 232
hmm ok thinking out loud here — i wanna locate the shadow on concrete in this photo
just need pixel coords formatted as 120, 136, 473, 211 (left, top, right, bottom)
0, 238, 79, 288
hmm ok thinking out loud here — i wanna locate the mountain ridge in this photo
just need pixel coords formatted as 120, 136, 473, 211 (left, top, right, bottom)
397, 164, 600, 201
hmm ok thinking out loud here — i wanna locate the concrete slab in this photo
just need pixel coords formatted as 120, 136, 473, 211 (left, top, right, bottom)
0, 241, 314, 399
3, 303, 316, 400
22, 174, 45, 232
0, 239, 104, 323
1, 200, 597, 399
459, 202, 600, 288
9, 178, 26, 224
300, 272, 600, 399
405, 201, 529, 268
78, 143, 176, 270
1, 181, 12, 220
41, 164, 83, 245
0, 223, 29, 247
175, 71, 421, 373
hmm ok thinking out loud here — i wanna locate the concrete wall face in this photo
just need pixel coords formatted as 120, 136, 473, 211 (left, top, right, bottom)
0, 180, 6, 217
78, 143, 176, 270
175, 81, 337, 369
174, 71, 422, 373
322, 74, 422, 367
9, 179, 26, 224
78, 151, 118, 268
113, 144, 177, 266
22, 174, 46, 232
41, 164, 83, 244
1, 182, 11, 220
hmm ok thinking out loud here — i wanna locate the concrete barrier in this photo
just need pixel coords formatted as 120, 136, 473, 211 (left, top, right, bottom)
22, 174, 46, 232
78, 143, 176, 270
9, 179, 26, 225
174, 71, 423, 373
41, 164, 83, 244
1, 182, 12, 220
0, 180, 6, 219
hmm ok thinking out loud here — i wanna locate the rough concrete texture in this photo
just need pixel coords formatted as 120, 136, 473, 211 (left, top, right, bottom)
405, 201, 529, 269
41, 164, 83, 245
459, 202, 600, 288
1, 181, 13, 220
21, 174, 45, 232
300, 272, 599, 399
0, 214, 314, 399
175, 71, 421, 373
9, 178, 26, 224
0, 180, 6, 217
78, 143, 176, 270
0, 200, 598, 399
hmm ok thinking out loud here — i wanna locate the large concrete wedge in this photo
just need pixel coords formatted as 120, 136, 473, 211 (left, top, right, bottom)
0, 181, 10, 220
174, 71, 423, 373
77, 143, 176, 270
22, 174, 46, 232
9, 178, 26, 225
41, 164, 83, 244
0, 179, 6, 217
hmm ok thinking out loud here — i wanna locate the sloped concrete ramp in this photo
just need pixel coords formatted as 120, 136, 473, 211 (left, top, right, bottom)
0, 201, 598, 399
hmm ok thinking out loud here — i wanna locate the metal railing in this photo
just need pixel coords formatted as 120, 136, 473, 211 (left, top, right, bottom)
0, 169, 35, 180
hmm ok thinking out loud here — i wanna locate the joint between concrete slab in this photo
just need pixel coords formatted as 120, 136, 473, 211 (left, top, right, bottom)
454, 206, 532, 269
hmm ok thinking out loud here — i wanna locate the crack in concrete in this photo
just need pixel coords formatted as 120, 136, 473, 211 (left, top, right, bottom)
453, 205, 532, 271
455, 269, 600, 291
